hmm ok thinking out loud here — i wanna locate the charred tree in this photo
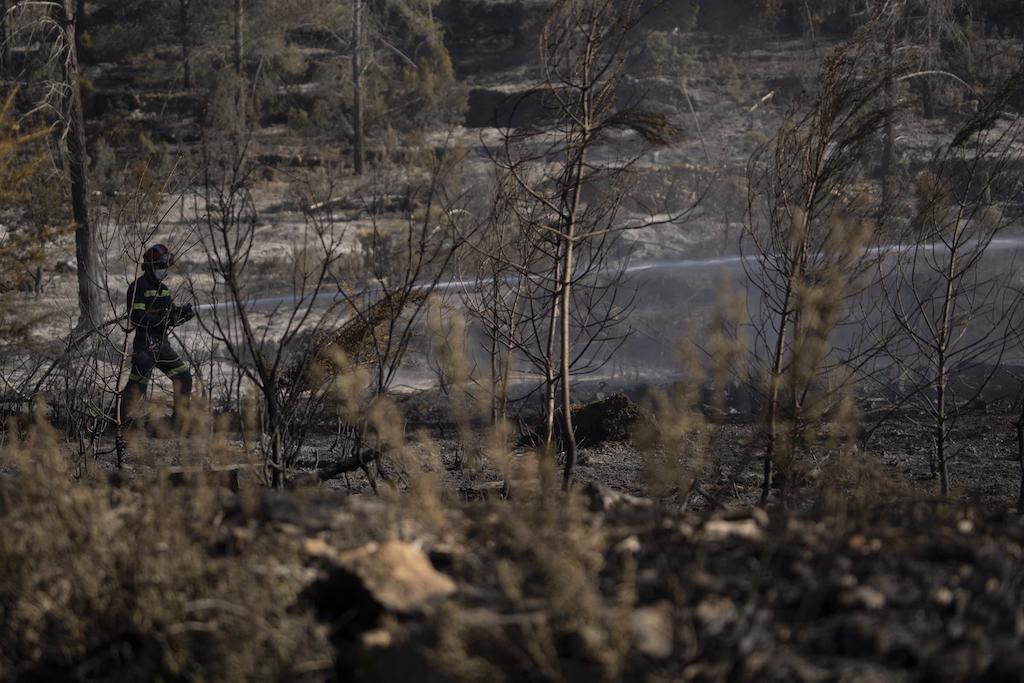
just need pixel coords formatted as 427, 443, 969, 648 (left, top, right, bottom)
1018, 417, 1024, 512
881, 26, 896, 215
1014, 380, 1024, 512
494, 0, 684, 490
233, 0, 243, 75
1, 0, 10, 79
58, 0, 99, 329
180, 0, 192, 89
745, 23, 895, 504
880, 72, 1024, 496
351, 0, 364, 175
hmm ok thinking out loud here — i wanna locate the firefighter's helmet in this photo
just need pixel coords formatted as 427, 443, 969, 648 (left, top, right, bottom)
142, 244, 174, 270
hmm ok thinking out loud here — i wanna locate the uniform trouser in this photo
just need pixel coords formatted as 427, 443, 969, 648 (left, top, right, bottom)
119, 334, 193, 423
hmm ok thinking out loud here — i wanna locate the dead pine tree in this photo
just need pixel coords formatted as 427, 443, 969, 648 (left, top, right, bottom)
351, 0, 364, 175
1012, 363, 1024, 513
495, 0, 682, 490
873, 0, 974, 215
57, 0, 98, 330
459, 169, 639, 455
1, 0, 10, 79
179, 0, 192, 89
915, 0, 969, 121
880, 16, 897, 216
1, 1, 100, 329
744, 27, 897, 505
265, 0, 452, 177
879, 73, 1024, 496
346, 0, 448, 173
233, 0, 243, 75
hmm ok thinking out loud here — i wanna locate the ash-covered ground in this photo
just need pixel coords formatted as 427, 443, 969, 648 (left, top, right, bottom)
68, 410, 1024, 682
7, 8, 1024, 680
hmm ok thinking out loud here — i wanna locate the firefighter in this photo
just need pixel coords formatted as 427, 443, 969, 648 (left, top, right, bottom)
118, 244, 195, 427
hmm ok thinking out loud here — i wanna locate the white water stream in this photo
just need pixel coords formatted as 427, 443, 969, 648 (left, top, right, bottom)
193, 236, 1024, 314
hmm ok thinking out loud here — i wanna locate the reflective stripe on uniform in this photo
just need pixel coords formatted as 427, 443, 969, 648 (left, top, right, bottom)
132, 303, 148, 311
143, 289, 171, 297
165, 364, 190, 377
128, 372, 149, 384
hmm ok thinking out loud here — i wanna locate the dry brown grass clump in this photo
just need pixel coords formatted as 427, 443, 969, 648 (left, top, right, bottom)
417, 483, 638, 683
0, 413, 329, 681
812, 445, 917, 520
288, 289, 430, 392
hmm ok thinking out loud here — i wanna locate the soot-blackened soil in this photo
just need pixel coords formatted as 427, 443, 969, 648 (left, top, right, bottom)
258, 480, 1024, 682
93, 402, 1024, 514
71, 402, 1024, 682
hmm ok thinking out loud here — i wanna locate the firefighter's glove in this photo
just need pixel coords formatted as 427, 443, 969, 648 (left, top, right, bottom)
171, 303, 195, 327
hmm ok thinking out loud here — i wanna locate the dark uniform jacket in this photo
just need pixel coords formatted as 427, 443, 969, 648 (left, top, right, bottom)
125, 270, 192, 387
127, 270, 179, 349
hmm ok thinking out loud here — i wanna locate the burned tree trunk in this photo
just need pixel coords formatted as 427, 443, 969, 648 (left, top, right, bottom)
544, 248, 560, 447
59, 0, 99, 329
932, 253, 959, 495
560, 146, 586, 490
180, 0, 192, 89
559, 226, 578, 489
881, 29, 896, 215
75, 0, 84, 49
1017, 418, 1024, 513
762, 264, 797, 502
1, 0, 10, 79
233, 0, 243, 75
921, 8, 935, 119
351, 0, 365, 175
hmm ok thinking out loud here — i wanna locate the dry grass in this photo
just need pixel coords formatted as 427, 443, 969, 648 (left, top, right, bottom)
812, 444, 917, 521
288, 289, 431, 393
0, 412, 329, 681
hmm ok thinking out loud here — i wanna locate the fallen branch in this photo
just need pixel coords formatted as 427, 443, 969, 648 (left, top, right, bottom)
316, 447, 382, 481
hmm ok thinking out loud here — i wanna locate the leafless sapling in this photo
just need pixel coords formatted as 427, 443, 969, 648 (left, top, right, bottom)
495, 0, 685, 489
190, 128, 351, 488
878, 77, 1024, 496
744, 26, 898, 503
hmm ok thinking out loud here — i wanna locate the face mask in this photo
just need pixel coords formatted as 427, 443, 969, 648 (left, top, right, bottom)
154, 268, 169, 281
